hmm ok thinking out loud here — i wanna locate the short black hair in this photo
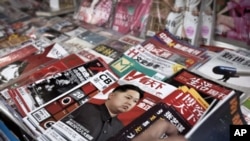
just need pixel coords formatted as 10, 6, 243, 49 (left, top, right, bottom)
112, 84, 144, 99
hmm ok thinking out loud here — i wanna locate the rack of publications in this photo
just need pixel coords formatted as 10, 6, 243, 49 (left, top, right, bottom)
0, 0, 250, 141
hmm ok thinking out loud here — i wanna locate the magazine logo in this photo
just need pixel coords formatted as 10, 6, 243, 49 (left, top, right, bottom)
99, 74, 113, 85
143, 42, 172, 58
121, 70, 176, 99
111, 57, 132, 73
157, 31, 202, 56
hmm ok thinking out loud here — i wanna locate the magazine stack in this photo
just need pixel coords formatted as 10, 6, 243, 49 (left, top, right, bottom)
0, 0, 249, 141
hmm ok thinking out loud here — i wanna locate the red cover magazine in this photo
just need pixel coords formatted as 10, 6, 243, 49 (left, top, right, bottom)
23, 70, 118, 137
0, 44, 67, 90
34, 70, 177, 141
141, 37, 203, 69
8, 57, 112, 117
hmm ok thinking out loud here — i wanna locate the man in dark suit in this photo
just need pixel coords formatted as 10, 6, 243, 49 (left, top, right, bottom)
64, 84, 144, 141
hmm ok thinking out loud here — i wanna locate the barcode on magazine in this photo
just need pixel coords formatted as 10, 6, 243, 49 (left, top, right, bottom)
32, 108, 51, 122
52, 120, 91, 141
39, 128, 68, 141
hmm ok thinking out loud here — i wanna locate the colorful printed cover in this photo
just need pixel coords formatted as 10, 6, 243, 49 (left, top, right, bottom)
195, 49, 250, 95
110, 44, 185, 80
0, 44, 68, 90
23, 70, 118, 137
8, 58, 111, 117
32, 70, 177, 140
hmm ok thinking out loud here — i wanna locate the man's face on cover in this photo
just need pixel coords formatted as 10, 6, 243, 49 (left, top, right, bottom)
107, 89, 140, 114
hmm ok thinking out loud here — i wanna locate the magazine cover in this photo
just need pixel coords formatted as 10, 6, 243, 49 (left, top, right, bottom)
195, 49, 250, 95
63, 27, 87, 37
0, 44, 38, 69
91, 44, 123, 61
75, 48, 102, 62
22, 69, 118, 137
73, 0, 115, 26
111, 102, 192, 141
78, 47, 116, 64
0, 44, 68, 90
113, 71, 246, 141
0, 34, 31, 58
45, 15, 87, 38
9, 57, 112, 117
8, 53, 87, 89
29, 37, 53, 50
96, 28, 124, 40
49, 20, 80, 34
164, 68, 242, 102
35, 6, 74, 17
214, 0, 250, 48
186, 90, 246, 141
112, 0, 153, 36
112, 0, 152, 35
35, 27, 70, 43
33, 69, 177, 141
76, 30, 109, 46
9, 20, 33, 35
62, 36, 95, 53
37, 17, 64, 29
161, 87, 209, 127
235, 48, 250, 58
118, 34, 145, 46
110, 44, 185, 80
89, 70, 177, 125
141, 37, 203, 69
154, 29, 207, 59
104, 39, 132, 53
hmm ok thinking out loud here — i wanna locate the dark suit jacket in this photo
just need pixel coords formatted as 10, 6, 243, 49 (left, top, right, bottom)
67, 103, 124, 141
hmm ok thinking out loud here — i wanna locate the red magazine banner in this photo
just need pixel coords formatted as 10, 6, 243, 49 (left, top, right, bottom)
165, 69, 235, 100
162, 88, 209, 126
141, 37, 203, 69
154, 30, 207, 58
